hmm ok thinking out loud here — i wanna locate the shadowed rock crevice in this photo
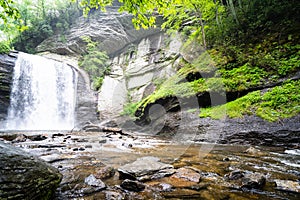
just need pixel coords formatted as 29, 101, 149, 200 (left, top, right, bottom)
0, 51, 18, 122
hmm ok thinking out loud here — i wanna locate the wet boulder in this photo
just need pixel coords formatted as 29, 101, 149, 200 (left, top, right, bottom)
27, 134, 48, 141
120, 179, 146, 192
0, 141, 62, 200
224, 170, 245, 180
70, 174, 107, 196
241, 172, 266, 189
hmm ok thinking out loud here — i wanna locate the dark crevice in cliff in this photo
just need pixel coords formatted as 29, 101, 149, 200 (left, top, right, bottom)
185, 71, 216, 82
0, 51, 18, 121
226, 70, 300, 102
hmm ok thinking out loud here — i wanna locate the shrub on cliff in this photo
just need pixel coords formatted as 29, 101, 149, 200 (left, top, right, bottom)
0, 41, 11, 54
78, 36, 110, 90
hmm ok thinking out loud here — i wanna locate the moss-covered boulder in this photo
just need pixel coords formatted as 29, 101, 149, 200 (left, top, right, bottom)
0, 141, 62, 200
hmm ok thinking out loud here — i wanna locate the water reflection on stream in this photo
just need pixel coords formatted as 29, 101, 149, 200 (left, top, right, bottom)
1, 131, 299, 199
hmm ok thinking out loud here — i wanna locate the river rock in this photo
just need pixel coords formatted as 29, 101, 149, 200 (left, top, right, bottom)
12, 134, 27, 143
27, 134, 47, 141
95, 166, 115, 179
241, 172, 266, 189
120, 179, 146, 192
171, 167, 201, 183
245, 146, 262, 155
105, 191, 125, 200
118, 156, 174, 180
225, 171, 266, 190
149, 183, 173, 192
0, 141, 62, 199
274, 179, 300, 193
84, 174, 106, 189
224, 170, 245, 180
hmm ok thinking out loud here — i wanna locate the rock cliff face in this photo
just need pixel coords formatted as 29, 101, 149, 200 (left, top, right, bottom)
0, 52, 17, 122
36, 7, 161, 56
98, 32, 180, 119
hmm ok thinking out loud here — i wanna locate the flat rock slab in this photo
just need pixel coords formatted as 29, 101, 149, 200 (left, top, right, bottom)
118, 156, 174, 180
0, 141, 62, 200
274, 179, 300, 193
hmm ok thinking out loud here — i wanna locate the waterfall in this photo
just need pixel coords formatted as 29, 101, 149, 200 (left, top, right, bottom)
5, 52, 77, 130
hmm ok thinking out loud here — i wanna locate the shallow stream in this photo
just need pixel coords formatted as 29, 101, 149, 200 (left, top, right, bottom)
1, 131, 299, 199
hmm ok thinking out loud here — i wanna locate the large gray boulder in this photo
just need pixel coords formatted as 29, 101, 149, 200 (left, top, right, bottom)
0, 141, 62, 199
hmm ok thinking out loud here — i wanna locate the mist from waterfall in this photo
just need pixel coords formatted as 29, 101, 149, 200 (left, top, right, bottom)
5, 52, 77, 130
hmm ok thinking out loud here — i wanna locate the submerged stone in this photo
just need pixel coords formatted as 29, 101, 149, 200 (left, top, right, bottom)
171, 167, 201, 183
95, 166, 115, 179
105, 190, 125, 200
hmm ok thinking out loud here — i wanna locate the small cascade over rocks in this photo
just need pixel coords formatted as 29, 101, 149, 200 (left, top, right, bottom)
5, 52, 78, 130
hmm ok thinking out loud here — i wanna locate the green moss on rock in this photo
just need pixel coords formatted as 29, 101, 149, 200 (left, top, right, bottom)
200, 80, 300, 122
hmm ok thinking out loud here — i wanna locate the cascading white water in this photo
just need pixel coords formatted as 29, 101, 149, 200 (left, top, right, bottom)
5, 52, 77, 130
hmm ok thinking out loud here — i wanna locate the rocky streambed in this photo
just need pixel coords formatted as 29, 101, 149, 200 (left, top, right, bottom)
0, 130, 299, 200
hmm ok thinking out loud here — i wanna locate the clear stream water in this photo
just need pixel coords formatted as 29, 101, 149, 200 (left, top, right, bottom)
1, 131, 298, 199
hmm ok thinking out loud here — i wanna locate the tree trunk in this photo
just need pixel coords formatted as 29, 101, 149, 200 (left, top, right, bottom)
198, 11, 207, 49
213, 0, 220, 26
191, 4, 207, 49
227, 0, 239, 24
